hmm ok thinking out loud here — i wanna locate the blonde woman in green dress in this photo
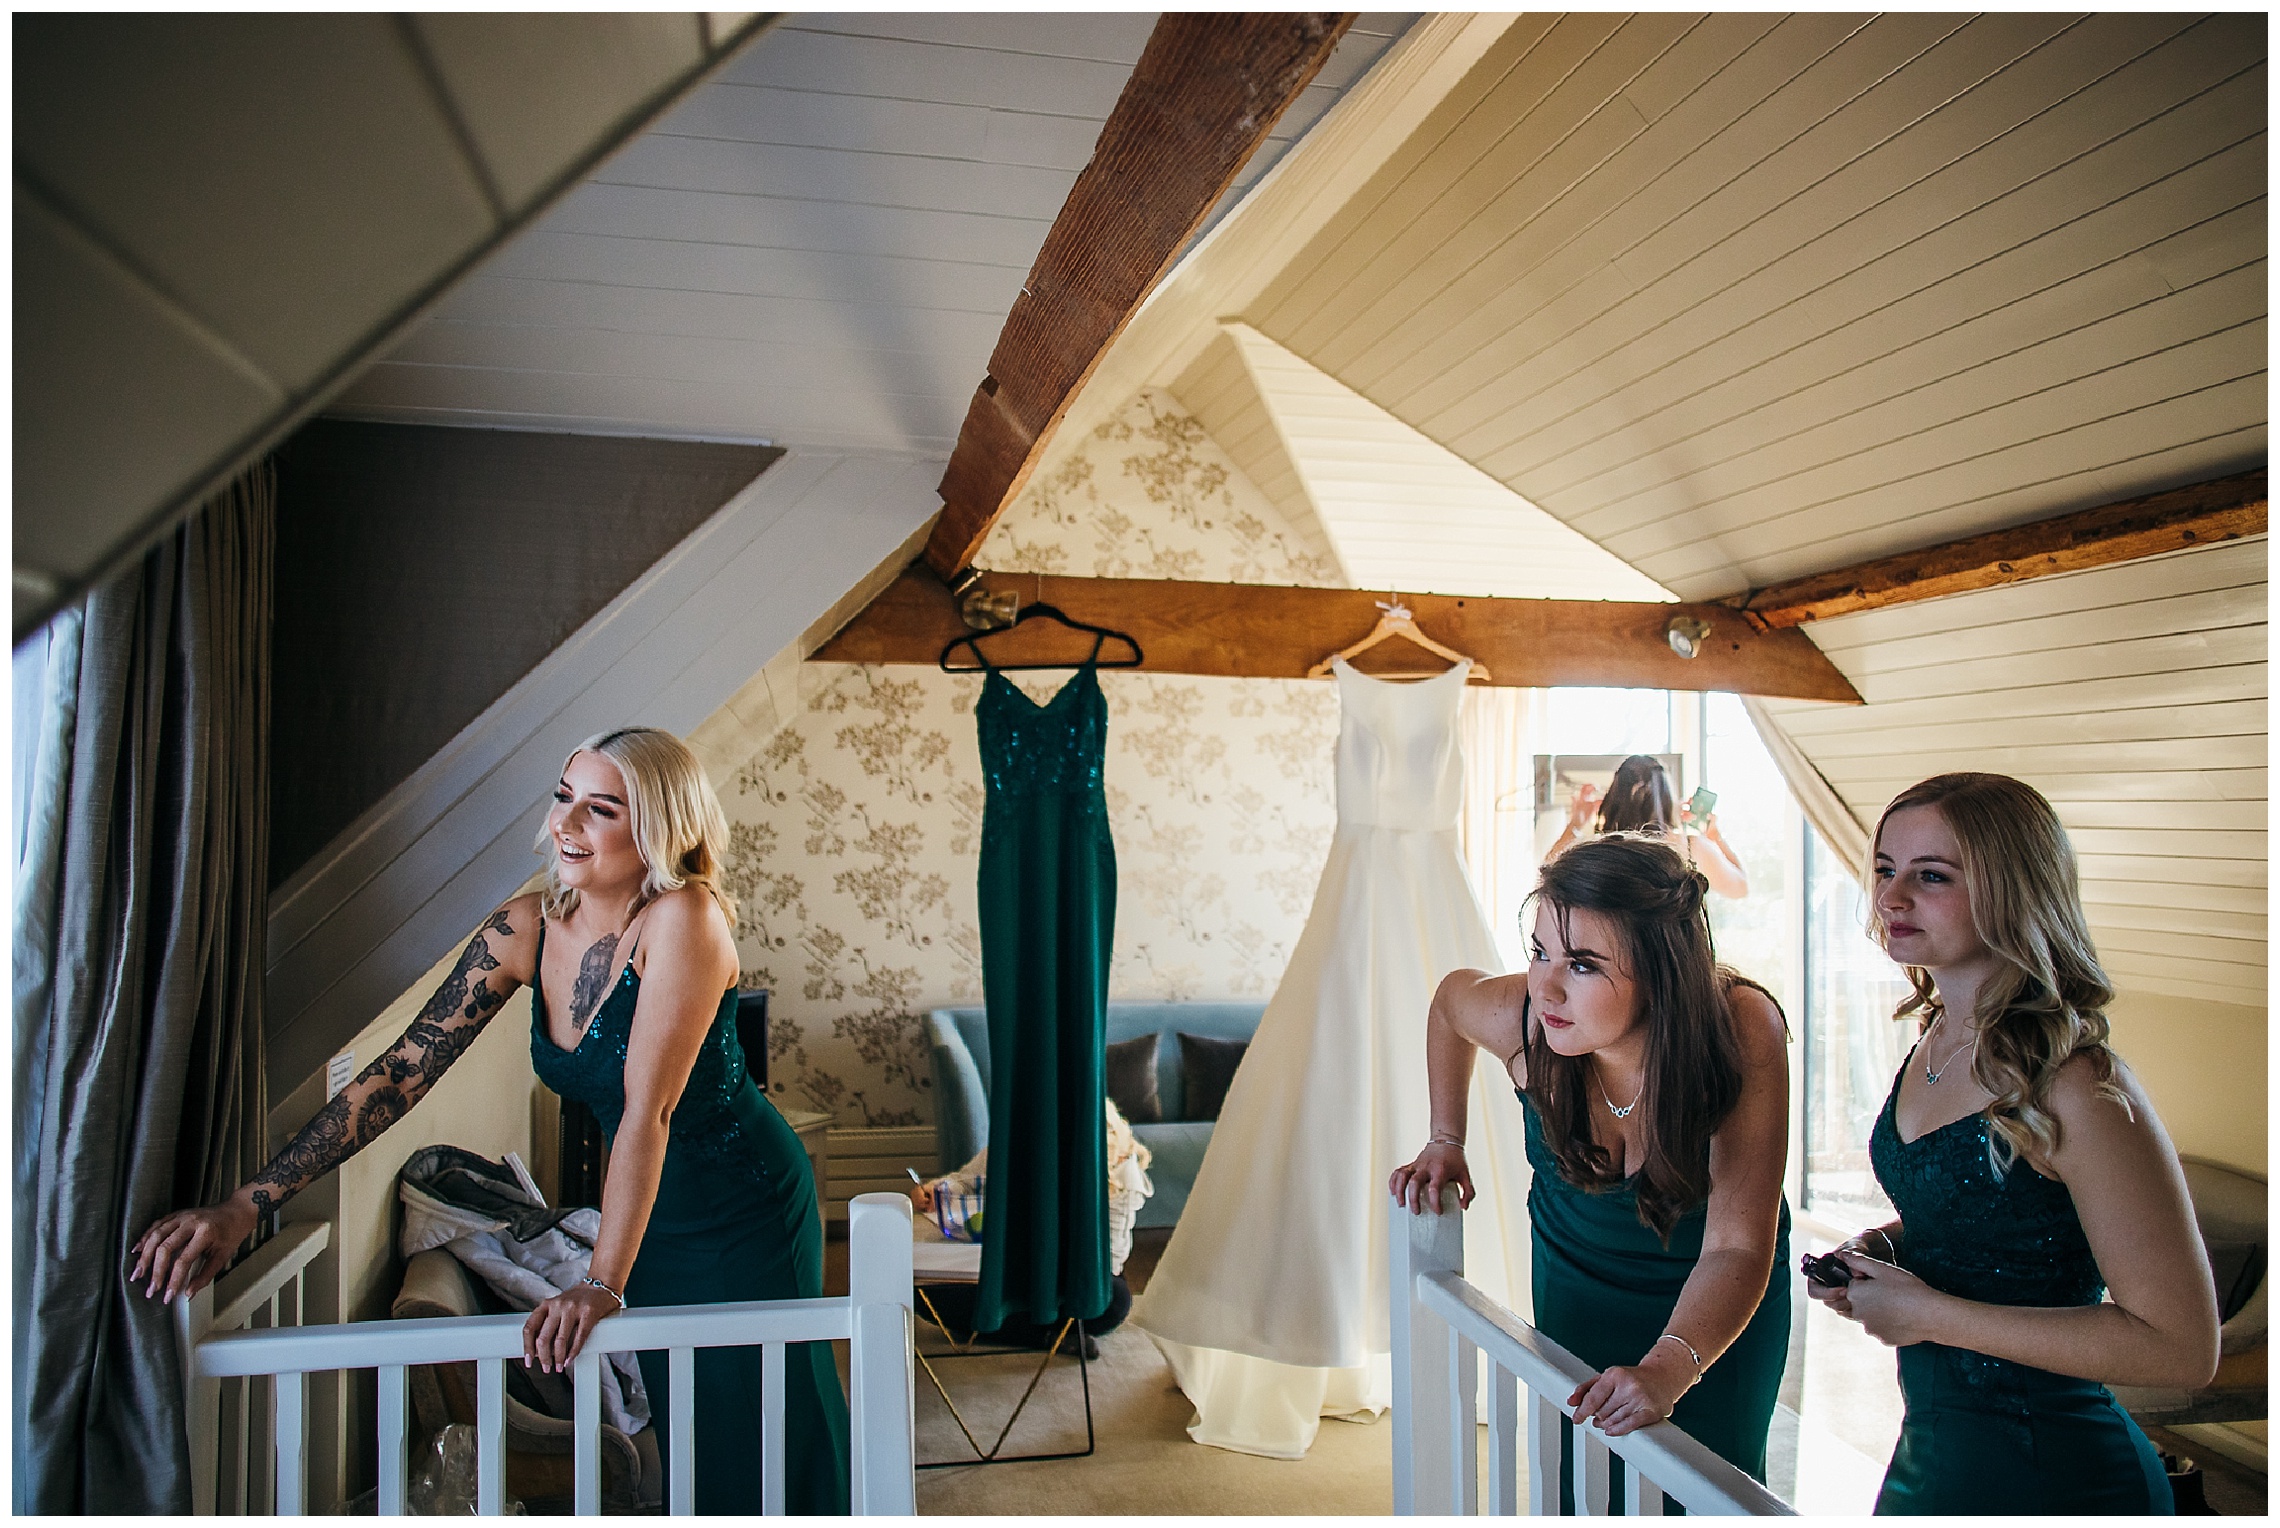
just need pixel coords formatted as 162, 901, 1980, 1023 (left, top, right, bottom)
133, 727, 849, 1513
1813, 773, 2215, 1514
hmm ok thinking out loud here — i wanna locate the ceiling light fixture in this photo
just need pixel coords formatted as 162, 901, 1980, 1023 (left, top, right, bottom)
1666, 615, 1712, 659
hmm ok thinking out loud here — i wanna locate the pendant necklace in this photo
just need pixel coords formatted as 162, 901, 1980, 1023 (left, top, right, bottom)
1596, 1062, 1645, 1119
1921, 1010, 1976, 1086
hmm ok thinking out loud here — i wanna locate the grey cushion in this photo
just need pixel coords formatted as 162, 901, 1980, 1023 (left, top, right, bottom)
1177, 1031, 1248, 1121
926, 1002, 1267, 1225
1105, 1033, 1162, 1124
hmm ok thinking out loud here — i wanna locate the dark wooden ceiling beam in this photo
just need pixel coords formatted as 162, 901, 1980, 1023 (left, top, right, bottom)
923, 13, 1352, 583
814, 569, 1863, 704
1729, 470, 2268, 630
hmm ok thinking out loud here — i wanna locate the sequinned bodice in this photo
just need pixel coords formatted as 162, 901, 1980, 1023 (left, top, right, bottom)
529, 942, 774, 1189
976, 664, 1108, 798
1870, 1058, 2104, 1312
1331, 658, 1468, 832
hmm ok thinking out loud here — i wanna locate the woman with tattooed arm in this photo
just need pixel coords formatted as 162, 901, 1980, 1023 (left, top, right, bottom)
130, 726, 850, 1514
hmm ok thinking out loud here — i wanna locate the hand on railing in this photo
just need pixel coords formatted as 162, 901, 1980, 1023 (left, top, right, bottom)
1566, 1345, 1696, 1437
523, 1280, 626, 1374
1389, 1141, 1474, 1213
130, 1192, 260, 1301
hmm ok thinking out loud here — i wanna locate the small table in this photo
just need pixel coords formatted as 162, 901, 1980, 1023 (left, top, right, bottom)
910, 1240, 1095, 1468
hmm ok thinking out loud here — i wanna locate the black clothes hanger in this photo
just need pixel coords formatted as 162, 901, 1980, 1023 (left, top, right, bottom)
938, 601, 1145, 672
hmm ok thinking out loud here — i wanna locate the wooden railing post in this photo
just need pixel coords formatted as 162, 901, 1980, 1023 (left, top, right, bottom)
1390, 1184, 1465, 1515
175, 1285, 218, 1515
845, 1193, 915, 1515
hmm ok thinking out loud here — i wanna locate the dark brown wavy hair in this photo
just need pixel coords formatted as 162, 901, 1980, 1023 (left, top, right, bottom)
1518, 834, 1752, 1242
1597, 754, 1681, 835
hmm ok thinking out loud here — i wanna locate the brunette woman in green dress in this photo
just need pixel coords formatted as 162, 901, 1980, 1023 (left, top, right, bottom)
1811, 773, 2215, 1514
1391, 835, 1792, 1508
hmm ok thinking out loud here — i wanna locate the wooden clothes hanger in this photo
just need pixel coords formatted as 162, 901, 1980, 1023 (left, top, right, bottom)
1307, 599, 1490, 682
939, 599, 1144, 672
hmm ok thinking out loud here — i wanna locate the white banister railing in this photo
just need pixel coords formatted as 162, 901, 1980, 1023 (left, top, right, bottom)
176, 1220, 333, 1515
178, 1193, 916, 1515
1391, 1189, 1793, 1516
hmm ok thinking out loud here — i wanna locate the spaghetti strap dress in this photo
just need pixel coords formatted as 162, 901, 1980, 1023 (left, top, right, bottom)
1523, 1094, 1792, 1513
1866, 1058, 2171, 1515
529, 921, 850, 1515
969, 656, 1117, 1334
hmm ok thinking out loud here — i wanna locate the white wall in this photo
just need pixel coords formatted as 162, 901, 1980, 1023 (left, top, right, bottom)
2106, 987, 2266, 1175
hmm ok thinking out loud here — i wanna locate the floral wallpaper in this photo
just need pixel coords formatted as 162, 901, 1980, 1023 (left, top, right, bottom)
720, 389, 1345, 1125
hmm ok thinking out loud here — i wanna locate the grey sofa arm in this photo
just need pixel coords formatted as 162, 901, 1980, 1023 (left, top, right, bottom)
927, 1010, 989, 1174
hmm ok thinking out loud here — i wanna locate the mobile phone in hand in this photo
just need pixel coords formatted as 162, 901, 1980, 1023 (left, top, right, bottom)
1800, 1251, 1854, 1287
1687, 786, 1717, 821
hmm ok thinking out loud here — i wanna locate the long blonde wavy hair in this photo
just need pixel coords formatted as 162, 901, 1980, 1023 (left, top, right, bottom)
1868, 772, 2124, 1174
535, 727, 738, 926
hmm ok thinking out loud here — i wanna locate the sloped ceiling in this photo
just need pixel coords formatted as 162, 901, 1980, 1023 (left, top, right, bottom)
1209, 320, 1670, 601
327, 12, 1416, 454
1241, 12, 2265, 600
1759, 536, 2266, 1007
13, 12, 772, 638
1065, 11, 2266, 1005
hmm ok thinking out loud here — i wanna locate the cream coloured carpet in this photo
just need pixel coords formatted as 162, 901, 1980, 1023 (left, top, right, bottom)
854, 1228, 1395, 1514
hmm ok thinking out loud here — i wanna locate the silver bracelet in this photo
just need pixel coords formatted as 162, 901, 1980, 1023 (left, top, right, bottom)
580, 1274, 626, 1309
1654, 1331, 1704, 1378
1427, 1131, 1465, 1151
1869, 1227, 1898, 1261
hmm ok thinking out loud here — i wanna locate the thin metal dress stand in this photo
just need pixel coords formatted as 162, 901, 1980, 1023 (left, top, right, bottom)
911, 1241, 1096, 1468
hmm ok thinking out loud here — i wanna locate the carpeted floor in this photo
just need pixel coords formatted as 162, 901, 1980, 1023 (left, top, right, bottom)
824, 1227, 1394, 1513
906, 1228, 1395, 1514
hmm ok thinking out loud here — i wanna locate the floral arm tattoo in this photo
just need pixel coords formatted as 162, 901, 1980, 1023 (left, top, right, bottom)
246, 909, 518, 1218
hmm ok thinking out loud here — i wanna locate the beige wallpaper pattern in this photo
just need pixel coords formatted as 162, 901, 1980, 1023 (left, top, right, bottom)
723, 389, 1345, 1124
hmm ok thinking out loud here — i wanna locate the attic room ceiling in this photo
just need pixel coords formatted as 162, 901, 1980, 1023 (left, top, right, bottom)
326, 12, 1419, 455
13, 11, 775, 639
1056, 12, 2264, 606
991, 10, 2267, 1009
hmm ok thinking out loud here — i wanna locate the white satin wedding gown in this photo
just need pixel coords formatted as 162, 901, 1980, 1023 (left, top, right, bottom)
1130, 657, 1532, 1458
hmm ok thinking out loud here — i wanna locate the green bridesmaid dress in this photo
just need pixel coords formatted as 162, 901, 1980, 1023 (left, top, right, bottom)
1523, 1096, 1793, 1513
1867, 1057, 2171, 1514
531, 924, 850, 1514
969, 657, 1116, 1335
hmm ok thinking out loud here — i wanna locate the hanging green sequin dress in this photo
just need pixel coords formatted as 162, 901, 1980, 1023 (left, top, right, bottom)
970, 660, 1115, 1334
530, 924, 850, 1515
1523, 1096, 1793, 1513
1867, 1058, 2171, 1515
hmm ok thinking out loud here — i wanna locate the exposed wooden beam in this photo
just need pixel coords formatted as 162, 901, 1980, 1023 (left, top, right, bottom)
815, 569, 1863, 704
1731, 470, 2268, 630
923, 13, 1352, 583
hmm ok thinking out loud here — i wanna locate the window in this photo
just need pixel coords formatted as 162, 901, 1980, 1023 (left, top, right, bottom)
1701, 692, 1791, 1012
1800, 823, 1914, 1227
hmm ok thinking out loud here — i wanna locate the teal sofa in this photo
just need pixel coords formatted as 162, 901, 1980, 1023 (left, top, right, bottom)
925, 1002, 1266, 1229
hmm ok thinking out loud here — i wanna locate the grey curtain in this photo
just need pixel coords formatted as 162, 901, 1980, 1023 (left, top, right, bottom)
12, 465, 275, 1512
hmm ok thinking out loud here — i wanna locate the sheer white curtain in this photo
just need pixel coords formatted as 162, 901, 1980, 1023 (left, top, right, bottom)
1741, 696, 1870, 869
1459, 685, 1553, 972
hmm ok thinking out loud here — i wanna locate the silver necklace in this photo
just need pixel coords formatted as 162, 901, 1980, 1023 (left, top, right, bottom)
1921, 1011, 1976, 1086
1596, 1063, 1645, 1119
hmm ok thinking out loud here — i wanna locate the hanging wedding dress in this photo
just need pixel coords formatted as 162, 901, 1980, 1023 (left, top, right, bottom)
1130, 657, 1533, 1459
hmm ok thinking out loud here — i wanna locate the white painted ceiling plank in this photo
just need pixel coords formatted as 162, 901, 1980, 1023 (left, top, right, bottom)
715, 26, 1136, 117
1221, 320, 1670, 602
594, 139, 1079, 223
